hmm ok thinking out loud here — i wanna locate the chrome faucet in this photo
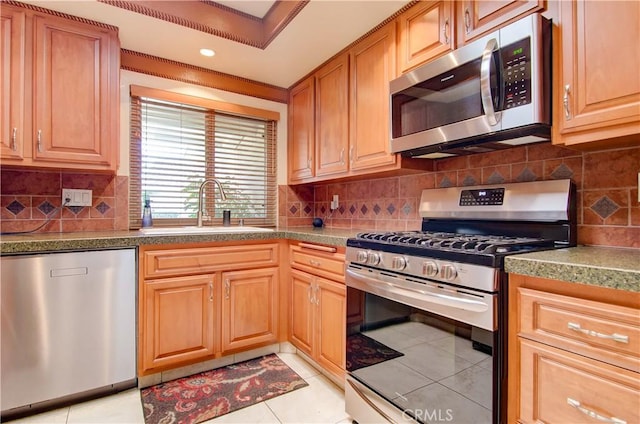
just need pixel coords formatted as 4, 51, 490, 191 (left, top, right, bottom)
196, 178, 227, 227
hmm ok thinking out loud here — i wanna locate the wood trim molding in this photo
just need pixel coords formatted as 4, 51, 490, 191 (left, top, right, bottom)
130, 85, 280, 121
121, 49, 289, 103
98, 0, 308, 49
3, 0, 119, 31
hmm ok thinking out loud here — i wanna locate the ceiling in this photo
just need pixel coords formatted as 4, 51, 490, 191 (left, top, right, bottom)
21, 0, 411, 88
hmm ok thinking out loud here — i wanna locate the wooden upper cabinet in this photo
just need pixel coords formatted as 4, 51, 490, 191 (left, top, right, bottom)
397, 0, 454, 74
349, 22, 397, 172
0, 5, 119, 171
288, 76, 315, 183
32, 14, 118, 168
1, 7, 26, 162
315, 54, 349, 177
458, 0, 544, 44
553, 0, 640, 148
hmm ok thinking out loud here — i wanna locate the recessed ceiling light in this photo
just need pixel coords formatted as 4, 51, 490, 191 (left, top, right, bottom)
200, 48, 215, 57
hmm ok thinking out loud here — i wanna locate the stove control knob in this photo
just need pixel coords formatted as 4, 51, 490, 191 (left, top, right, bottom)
356, 250, 368, 263
366, 252, 381, 266
391, 256, 407, 271
423, 261, 439, 277
440, 263, 458, 281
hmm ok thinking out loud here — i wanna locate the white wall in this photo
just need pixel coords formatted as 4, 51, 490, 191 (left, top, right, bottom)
118, 70, 288, 185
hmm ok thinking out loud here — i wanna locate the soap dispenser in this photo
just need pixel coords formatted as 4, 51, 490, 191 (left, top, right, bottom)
142, 198, 153, 227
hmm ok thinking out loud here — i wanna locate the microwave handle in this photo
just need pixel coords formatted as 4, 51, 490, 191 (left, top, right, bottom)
480, 38, 500, 126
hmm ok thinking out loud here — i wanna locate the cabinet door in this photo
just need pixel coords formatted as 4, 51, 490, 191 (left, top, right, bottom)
221, 267, 279, 352
290, 269, 314, 357
1, 7, 25, 161
288, 76, 315, 183
32, 14, 118, 168
349, 22, 397, 172
458, 0, 543, 44
315, 277, 346, 379
554, 0, 640, 147
397, 0, 454, 74
141, 274, 216, 372
315, 54, 349, 178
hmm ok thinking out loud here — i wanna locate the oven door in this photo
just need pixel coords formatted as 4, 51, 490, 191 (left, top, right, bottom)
345, 264, 502, 424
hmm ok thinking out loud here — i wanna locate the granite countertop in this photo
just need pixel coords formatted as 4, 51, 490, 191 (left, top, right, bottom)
505, 246, 640, 292
0, 227, 358, 254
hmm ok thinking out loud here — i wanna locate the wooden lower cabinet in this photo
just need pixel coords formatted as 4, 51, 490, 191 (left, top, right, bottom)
138, 242, 280, 376
221, 267, 279, 353
508, 273, 640, 423
290, 269, 346, 380
141, 274, 216, 372
519, 338, 640, 423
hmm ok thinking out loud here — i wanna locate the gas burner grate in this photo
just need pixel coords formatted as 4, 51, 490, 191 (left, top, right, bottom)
356, 231, 555, 254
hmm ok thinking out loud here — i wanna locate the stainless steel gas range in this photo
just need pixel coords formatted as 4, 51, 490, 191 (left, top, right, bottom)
344, 179, 576, 424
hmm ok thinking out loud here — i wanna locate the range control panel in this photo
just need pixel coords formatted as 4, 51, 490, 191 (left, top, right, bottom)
459, 188, 505, 206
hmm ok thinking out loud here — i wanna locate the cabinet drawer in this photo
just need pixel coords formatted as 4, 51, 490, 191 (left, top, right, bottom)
143, 243, 279, 279
518, 287, 640, 372
290, 243, 345, 281
519, 338, 640, 424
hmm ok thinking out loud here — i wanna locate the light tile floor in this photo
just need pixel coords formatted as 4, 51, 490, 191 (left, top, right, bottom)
6, 353, 352, 424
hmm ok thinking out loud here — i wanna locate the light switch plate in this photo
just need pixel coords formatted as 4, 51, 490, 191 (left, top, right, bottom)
62, 188, 92, 207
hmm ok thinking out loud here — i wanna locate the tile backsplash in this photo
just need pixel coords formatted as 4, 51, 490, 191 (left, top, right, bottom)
2, 142, 638, 249
280, 143, 640, 249
1, 169, 129, 233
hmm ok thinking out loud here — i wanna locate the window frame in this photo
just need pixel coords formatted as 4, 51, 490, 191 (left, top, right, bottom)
129, 85, 279, 229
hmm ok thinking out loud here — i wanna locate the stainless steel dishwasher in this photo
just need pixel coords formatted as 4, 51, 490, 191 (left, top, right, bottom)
1, 249, 137, 418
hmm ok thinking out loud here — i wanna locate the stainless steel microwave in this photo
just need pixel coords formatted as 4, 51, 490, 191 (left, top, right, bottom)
390, 14, 551, 158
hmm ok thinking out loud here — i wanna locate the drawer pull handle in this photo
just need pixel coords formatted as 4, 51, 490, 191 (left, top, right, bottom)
567, 398, 626, 424
11, 128, 17, 151
224, 280, 230, 299
567, 322, 629, 344
299, 242, 337, 253
209, 283, 213, 302
309, 259, 321, 267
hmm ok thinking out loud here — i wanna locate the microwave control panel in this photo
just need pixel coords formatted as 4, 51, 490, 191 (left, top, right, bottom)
502, 38, 531, 109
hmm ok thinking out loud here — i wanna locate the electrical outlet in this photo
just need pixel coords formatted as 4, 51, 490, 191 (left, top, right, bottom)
331, 194, 339, 211
62, 188, 92, 207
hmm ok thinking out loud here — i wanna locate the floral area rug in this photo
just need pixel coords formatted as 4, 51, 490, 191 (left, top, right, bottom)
346, 333, 404, 371
140, 354, 308, 424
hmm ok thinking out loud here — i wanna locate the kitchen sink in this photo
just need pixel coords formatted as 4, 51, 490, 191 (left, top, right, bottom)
138, 226, 274, 235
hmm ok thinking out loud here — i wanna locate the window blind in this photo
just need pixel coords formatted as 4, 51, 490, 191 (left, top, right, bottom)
130, 94, 277, 228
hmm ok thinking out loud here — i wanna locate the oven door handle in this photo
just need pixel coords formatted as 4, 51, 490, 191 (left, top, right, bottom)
346, 268, 489, 313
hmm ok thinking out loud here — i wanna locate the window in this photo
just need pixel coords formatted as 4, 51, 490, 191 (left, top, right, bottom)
129, 86, 278, 228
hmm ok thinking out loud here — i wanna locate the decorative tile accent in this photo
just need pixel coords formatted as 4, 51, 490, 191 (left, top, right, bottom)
516, 167, 537, 182
303, 204, 312, 215
373, 204, 381, 215
338, 205, 346, 215
486, 171, 504, 184
349, 205, 357, 215
462, 175, 477, 186
67, 206, 85, 215
96, 201, 111, 215
439, 176, 453, 188
320, 205, 327, 214
550, 163, 573, 180
360, 204, 368, 215
591, 196, 619, 219
6, 200, 25, 215
289, 205, 298, 215
38, 201, 56, 215
386, 204, 396, 215
402, 203, 411, 215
